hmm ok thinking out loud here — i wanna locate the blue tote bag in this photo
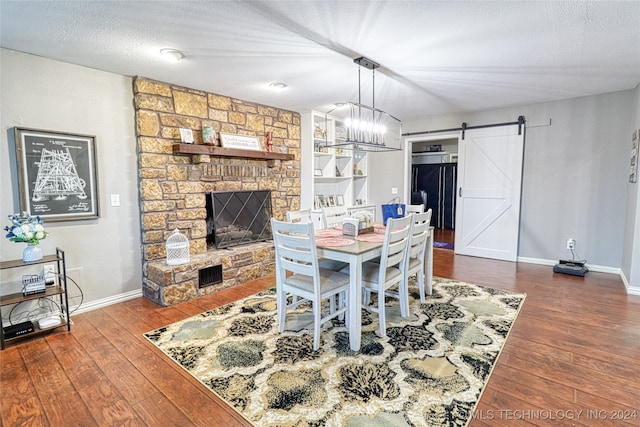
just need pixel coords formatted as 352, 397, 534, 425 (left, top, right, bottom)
381, 197, 406, 225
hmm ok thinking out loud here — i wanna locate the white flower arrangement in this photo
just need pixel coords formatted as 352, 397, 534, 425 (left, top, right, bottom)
4, 212, 49, 244
351, 210, 373, 228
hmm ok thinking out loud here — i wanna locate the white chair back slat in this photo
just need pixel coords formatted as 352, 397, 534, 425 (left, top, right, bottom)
406, 204, 424, 215
281, 257, 314, 276
286, 209, 312, 224
321, 206, 348, 229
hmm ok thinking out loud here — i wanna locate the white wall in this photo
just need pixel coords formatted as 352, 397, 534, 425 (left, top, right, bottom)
368, 149, 406, 217
0, 49, 141, 315
401, 90, 634, 271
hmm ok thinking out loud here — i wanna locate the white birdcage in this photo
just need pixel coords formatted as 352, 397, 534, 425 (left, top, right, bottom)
166, 229, 190, 266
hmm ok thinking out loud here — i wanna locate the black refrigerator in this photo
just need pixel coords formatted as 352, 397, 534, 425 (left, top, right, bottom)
411, 163, 457, 229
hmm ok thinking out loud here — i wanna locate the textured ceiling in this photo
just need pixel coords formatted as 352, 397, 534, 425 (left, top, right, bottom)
1, 1, 639, 121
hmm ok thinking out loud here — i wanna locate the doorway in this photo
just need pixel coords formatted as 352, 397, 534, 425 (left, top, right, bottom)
404, 133, 459, 250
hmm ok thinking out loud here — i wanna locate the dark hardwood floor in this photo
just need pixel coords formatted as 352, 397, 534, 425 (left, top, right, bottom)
2, 251, 639, 426
433, 227, 454, 245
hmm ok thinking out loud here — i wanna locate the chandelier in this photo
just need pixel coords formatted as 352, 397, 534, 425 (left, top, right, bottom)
323, 57, 402, 152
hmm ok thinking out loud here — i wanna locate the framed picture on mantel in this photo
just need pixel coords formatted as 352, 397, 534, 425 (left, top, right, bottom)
219, 133, 262, 151
13, 127, 99, 221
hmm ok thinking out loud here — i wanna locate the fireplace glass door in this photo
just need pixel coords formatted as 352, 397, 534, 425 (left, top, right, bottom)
206, 190, 273, 249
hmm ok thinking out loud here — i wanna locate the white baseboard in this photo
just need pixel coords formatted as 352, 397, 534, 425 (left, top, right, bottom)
627, 287, 640, 296
517, 256, 621, 274
517, 256, 640, 294
69, 289, 142, 316
620, 270, 640, 295
620, 270, 630, 288
516, 257, 556, 267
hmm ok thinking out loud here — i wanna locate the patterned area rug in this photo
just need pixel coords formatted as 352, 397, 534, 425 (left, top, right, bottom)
144, 278, 525, 426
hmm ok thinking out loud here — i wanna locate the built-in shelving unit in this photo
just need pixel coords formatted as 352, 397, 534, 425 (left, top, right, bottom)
301, 111, 371, 219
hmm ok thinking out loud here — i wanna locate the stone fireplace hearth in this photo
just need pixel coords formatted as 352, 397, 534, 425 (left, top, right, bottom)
134, 77, 300, 306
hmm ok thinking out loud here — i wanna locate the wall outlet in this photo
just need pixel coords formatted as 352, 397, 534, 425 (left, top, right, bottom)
391, 187, 398, 195
566, 238, 576, 250
43, 264, 56, 285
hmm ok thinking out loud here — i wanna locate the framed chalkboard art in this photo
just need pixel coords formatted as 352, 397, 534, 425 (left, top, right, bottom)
13, 127, 99, 221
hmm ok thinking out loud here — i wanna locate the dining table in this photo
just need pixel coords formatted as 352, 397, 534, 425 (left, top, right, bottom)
315, 224, 434, 351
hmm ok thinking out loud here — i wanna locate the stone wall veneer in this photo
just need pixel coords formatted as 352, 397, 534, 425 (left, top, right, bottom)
134, 77, 300, 306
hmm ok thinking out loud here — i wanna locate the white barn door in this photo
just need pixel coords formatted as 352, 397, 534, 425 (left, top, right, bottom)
454, 124, 524, 261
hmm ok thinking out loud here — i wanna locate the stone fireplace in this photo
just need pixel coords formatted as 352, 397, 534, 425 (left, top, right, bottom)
133, 77, 300, 306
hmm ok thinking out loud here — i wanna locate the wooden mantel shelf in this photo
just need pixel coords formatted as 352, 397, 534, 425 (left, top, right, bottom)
172, 143, 294, 161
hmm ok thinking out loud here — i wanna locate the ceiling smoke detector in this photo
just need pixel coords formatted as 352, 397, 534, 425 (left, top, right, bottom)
269, 82, 288, 90
160, 48, 185, 63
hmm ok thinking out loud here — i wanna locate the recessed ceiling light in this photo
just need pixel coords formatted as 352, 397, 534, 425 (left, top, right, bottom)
269, 82, 288, 90
160, 48, 185, 63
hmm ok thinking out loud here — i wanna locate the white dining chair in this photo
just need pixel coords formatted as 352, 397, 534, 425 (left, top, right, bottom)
284, 210, 313, 307
406, 209, 433, 302
321, 206, 348, 229
286, 209, 312, 224
348, 215, 413, 337
286, 209, 347, 272
271, 218, 350, 350
406, 204, 424, 215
